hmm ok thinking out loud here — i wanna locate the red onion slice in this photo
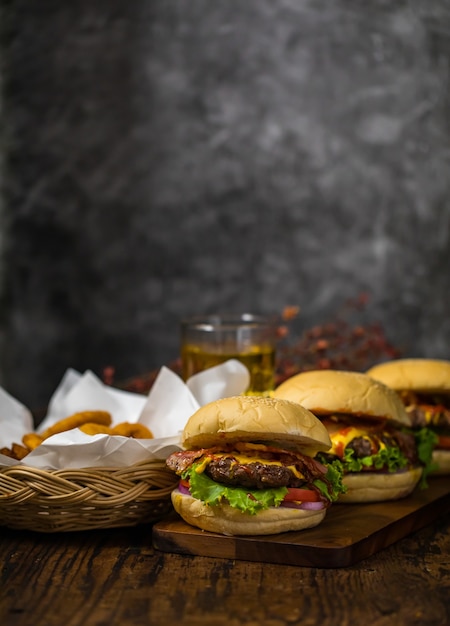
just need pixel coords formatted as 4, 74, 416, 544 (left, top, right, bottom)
281, 500, 325, 510
299, 501, 325, 510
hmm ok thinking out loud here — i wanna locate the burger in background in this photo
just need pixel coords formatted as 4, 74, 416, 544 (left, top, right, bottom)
165, 395, 345, 535
274, 369, 435, 503
367, 358, 450, 475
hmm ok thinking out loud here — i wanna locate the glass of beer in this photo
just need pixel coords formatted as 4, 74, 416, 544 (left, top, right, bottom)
180, 313, 277, 393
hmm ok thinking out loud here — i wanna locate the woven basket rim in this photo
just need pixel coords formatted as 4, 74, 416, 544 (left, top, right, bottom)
0, 458, 178, 532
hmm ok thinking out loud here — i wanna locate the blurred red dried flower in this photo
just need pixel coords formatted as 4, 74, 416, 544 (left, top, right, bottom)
275, 295, 401, 385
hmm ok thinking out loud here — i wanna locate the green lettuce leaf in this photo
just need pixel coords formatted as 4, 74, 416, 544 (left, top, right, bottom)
317, 443, 410, 478
313, 463, 347, 501
342, 444, 409, 473
410, 426, 439, 488
183, 464, 288, 515
317, 430, 438, 490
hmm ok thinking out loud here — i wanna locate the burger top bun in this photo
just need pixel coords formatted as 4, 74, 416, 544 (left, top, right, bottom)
274, 369, 411, 427
366, 358, 450, 394
181, 395, 332, 456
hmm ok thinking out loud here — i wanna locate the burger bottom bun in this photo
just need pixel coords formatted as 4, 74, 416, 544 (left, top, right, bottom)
171, 489, 326, 536
431, 449, 450, 475
339, 467, 423, 503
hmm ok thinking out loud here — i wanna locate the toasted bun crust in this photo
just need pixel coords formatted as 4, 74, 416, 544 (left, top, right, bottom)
366, 359, 450, 394
182, 395, 332, 456
431, 449, 450, 475
339, 467, 422, 503
274, 370, 411, 427
171, 489, 326, 535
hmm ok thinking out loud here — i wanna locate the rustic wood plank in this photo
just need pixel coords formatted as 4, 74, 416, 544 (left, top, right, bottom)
0, 484, 449, 625
1, 520, 449, 625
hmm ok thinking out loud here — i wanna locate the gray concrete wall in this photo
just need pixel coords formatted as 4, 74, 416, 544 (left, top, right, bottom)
1, 1, 449, 408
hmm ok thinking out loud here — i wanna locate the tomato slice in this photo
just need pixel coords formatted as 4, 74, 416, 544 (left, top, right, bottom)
437, 435, 450, 450
179, 478, 190, 489
283, 488, 321, 503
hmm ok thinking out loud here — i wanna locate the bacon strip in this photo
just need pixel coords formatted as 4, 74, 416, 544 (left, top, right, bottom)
166, 449, 208, 473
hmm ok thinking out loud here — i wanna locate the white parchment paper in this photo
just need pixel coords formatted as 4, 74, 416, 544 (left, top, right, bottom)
0, 360, 249, 470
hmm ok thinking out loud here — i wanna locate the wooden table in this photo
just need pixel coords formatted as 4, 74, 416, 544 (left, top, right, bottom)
1, 509, 449, 626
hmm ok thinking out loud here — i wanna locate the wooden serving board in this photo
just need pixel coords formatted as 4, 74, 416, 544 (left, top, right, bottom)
152, 476, 450, 568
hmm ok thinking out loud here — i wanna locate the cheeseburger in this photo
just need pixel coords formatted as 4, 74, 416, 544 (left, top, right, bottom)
166, 395, 345, 536
274, 369, 433, 503
367, 358, 450, 475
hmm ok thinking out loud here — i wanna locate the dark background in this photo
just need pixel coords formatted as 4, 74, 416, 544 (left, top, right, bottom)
1, 1, 449, 409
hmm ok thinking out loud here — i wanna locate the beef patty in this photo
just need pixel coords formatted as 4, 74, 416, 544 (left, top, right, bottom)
205, 456, 305, 489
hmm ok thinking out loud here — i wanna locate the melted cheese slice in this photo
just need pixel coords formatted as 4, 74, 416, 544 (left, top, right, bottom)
328, 426, 387, 457
329, 427, 365, 455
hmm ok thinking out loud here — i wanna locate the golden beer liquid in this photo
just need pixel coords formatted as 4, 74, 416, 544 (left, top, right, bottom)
181, 343, 276, 393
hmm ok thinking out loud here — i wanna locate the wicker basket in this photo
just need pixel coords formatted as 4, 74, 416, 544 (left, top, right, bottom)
0, 460, 178, 533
